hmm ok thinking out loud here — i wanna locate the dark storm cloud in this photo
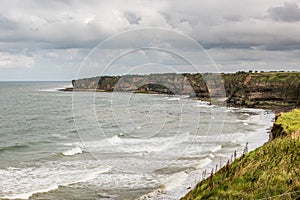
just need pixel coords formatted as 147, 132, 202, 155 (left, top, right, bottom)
269, 1, 300, 22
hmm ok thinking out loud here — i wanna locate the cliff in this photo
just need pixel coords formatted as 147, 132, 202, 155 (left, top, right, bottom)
70, 72, 300, 112
222, 72, 300, 111
181, 109, 300, 200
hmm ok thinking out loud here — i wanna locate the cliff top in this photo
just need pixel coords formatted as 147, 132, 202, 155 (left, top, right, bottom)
275, 109, 300, 135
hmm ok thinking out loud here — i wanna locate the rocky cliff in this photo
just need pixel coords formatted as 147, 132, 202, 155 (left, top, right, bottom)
70, 71, 300, 111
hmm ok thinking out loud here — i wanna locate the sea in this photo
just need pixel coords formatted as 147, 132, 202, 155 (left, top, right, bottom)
0, 81, 274, 200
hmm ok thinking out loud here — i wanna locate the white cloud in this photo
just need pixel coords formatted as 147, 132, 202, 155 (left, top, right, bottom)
0, 52, 34, 69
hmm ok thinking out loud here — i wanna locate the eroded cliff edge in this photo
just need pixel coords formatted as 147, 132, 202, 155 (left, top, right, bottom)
181, 109, 300, 200
68, 71, 300, 112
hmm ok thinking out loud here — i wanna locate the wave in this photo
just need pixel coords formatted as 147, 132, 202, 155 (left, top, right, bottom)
163, 171, 189, 191
167, 97, 181, 101
196, 157, 212, 169
194, 104, 212, 108
0, 144, 29, 152
138, 171, 189, 199
108, 135, 122, 144
3, 184, 60, 200
62, 146, 85, 156
193, 101, 214, 108
115, 133, 190, 153
210, 145, 222, 153
62, 135, 124, 154
0, 161, 111, 200
79, 133, 192, 155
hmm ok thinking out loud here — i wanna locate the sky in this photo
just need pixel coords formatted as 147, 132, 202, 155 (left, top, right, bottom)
0, 0, 300, 81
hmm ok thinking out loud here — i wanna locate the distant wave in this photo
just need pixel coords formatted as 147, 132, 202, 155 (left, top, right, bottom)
62, 135, 123, 154
0, 144, 29, 152
38, 83, 73, 92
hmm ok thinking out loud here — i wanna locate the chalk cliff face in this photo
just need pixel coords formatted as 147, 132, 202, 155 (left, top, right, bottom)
72, 72, 300, 109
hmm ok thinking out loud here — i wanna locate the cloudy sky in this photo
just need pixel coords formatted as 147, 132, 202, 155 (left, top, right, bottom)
0, 0, 300, 80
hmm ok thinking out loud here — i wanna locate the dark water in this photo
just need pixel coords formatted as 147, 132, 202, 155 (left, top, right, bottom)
0, 82, 274, 200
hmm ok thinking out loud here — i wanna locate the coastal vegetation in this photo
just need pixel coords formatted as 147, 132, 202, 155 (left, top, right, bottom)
181, 109, 300, 200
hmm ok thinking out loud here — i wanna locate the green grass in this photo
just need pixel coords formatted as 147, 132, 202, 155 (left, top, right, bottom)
275, 109, 300, 135
182, 109, 300, 200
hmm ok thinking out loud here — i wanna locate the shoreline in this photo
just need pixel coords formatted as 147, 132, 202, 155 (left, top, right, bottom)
181, 108, 300, 199
60, 86, 295, 114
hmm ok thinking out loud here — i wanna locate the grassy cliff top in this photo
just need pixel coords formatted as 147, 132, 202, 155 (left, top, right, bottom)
182, 109, 300, 200
275, 109, 300, 135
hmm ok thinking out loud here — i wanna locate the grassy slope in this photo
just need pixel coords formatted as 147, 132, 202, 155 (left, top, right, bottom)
182, 109, 300, 200
275, 109, 300, 135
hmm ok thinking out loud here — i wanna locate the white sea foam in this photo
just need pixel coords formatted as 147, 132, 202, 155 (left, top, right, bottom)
210, 145, 222, 152
62, 146, 84, 156
163, 171, 189, 191
166, 97, 181, 101
120, 132, 190, 153
196, 157, 212, 169
194, 104, 211, 108
38, 83, 73, 92
108, 135, 122, 144
208, 153, 215, 158
68, 135, 123, 151
82, 133, 190, 154
0, 161, 111, 200
138, 171, 189, 199
3, 184, 59, 200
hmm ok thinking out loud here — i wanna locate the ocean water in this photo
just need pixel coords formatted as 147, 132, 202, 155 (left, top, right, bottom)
0, 82, 274, 200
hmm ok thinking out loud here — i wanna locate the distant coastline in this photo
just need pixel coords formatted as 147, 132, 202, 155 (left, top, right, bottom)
62, 71, 300, 113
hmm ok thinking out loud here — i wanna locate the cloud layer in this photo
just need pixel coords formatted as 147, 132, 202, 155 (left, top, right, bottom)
0, 0, 299, 80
